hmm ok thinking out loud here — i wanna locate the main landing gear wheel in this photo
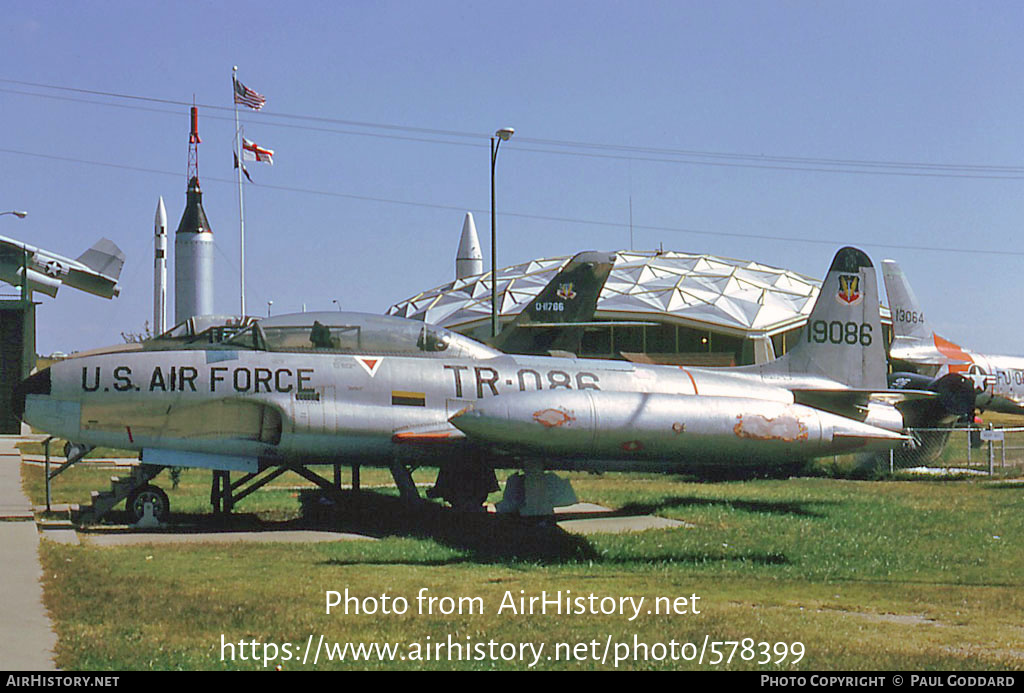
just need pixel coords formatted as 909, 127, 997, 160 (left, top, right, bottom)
449, 492, 489, 513
125, 484, 170, 523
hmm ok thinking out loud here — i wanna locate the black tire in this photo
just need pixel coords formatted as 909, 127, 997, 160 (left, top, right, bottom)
449, 493, 489, 512
125, 484, 170, 523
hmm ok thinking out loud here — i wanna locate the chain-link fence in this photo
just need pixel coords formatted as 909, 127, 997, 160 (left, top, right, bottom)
882, 426, 1024, 474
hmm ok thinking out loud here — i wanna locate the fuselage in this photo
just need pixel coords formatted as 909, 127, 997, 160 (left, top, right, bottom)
891, 337, 1024, 416
18, 312, 906, 475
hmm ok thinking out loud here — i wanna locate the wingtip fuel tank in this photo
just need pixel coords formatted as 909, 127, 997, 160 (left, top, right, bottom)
449, 389, 908, 470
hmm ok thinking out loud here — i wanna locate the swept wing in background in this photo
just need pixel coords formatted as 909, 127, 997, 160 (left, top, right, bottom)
0, 234, 124, 299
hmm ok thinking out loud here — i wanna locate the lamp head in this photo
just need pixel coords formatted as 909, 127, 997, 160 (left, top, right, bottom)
495, 127, 515, 141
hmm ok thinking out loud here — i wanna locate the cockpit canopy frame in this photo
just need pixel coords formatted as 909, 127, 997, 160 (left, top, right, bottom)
220, 311, 500, 359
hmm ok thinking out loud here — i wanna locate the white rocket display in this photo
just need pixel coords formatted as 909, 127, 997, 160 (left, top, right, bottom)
174, 106, 215, 324
154, 197, 167, 334
174, 177, 215, 323
455, 212, 483, 279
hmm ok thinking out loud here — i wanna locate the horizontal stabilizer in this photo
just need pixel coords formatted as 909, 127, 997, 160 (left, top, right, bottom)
76, 238, 125, 279
894, 373, 977, 426
791, 388, 935, 420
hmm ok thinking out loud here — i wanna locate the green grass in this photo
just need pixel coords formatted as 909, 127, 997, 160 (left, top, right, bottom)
25, 462, 1024, 671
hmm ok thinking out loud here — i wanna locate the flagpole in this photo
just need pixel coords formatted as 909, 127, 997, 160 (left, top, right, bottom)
233, 65, 246, 317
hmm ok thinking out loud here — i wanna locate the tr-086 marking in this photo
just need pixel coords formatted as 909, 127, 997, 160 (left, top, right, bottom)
444, 365, 600, 398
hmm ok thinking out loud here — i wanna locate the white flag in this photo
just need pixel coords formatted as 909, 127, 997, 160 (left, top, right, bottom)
242, 138, 274, 165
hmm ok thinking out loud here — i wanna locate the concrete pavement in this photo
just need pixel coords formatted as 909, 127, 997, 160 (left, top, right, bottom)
0, 435, 57, 671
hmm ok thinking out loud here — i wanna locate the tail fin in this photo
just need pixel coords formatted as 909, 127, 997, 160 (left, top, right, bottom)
76, 238, 125, 280
880, 259, 931, 343
489, 251, 615, 355
881, 259, 971, 367
762, 247, 887, 388
66, 238, 125, 299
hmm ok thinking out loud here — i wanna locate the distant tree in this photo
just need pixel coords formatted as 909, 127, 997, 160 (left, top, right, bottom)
121, 320, 152, 344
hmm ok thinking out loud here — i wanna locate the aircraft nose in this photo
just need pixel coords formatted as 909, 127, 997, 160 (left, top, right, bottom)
13, 368, 51, 422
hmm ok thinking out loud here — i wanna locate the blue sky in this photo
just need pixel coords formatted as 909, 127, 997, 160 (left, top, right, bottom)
3, 1, 1024, 356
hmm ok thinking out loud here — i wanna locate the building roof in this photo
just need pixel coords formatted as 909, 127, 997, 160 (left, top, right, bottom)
388, 250, 830, 338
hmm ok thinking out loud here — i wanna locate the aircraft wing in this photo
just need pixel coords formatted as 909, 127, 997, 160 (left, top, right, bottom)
0, 234, 124, 299
790, 388, 936, 419
793, 378, 973, 427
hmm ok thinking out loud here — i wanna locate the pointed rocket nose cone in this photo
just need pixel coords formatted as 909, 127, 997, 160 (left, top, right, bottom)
176, 178, 212, 235
455, 212, 483, 280
457, 212, 481, 260
156, 196, 167, 230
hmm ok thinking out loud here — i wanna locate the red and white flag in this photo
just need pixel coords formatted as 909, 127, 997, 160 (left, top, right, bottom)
233, 78, 266, 110
242, 138, 274, 165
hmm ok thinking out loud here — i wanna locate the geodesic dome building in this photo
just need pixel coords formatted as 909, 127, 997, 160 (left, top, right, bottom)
388, 250, 889, 366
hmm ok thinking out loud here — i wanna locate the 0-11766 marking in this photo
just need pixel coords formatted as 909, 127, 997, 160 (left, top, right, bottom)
805, 320, 873, 346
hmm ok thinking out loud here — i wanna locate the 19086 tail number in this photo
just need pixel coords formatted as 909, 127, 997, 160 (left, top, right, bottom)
806, 320, 873, 346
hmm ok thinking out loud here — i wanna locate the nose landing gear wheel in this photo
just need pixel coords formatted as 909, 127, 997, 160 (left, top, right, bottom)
125, 484, 170, 523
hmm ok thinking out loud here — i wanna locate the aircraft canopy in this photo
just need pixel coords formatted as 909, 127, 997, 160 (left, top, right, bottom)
221, 311, 501, 359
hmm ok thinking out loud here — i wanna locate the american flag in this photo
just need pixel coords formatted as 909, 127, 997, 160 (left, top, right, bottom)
233, 78, 266, 110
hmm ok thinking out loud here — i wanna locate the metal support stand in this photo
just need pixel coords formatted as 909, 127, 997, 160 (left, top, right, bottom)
210, 470, 233, 514
228, 466, 288, 505
388, 461, 421, 503
988, 424, 994, 476
45, 437, 93, 513
285, 463, 348, 504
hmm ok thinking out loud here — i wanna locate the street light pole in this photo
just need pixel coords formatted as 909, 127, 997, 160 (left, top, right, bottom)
1, 211, 29, 302
490, 127, 514, 338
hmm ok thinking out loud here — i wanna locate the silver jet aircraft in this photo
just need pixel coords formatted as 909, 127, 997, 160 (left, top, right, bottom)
883, 259, 1024, 416
0, 234, 125, 299
17, 247, 955, 520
